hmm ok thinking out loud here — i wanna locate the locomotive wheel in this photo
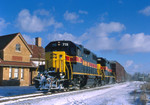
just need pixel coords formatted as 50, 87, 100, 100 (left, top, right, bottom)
63, 87, 70, 92
101, 80, 106, 85
63, 88, 67, 92
72, 75, 88, 88
105, 77, 109, 84
112, 78, 116, 83
98, 77, 102, 86
92, 77, 102, 87
63, 80, 69, 88
34, 80, 40, 89
92, 78, 97, 87
79, 75, 88, 88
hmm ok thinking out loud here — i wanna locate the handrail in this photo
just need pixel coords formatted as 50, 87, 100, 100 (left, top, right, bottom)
102, 69, 105, 80
113, 72, 116, 80
69, 61, 73, 80
36, 67, 39, 72
65, 64, 70, 79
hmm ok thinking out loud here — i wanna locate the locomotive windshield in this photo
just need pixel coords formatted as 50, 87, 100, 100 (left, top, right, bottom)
97, 58, 106, 66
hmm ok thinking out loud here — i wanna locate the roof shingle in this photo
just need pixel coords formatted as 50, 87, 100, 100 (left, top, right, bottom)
0, 58, 36, 67
0, 33, 18, 50
28, 44, 45, 59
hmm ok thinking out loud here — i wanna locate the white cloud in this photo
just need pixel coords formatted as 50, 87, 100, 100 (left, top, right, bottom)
17, 9, 62, 33
47, 21, 150, 54
119, 33, 150, 53
78, 10, 88, 14
125, 60, 133, 68
48, 32, 81, 44
124, 61, 143, 74
81, 22, 125, 50
133, 64, 140, 69
22, 34, 35, 44
85, 37, 117, 50
88, 22, 125, 37
0, 18, 9, 32
46, 17, 63, 29
17, 9, 44, 32
78, 22, 150, 53
47, 22, 125, 51
139, 6, 150, 16
64, 11, 84, 23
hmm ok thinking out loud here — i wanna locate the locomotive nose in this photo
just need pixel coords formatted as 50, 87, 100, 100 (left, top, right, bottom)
45, 51, 66, 73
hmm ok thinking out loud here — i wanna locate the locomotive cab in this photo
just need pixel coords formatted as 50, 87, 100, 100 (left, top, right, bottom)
35, 41, 81, 90
97, 57, 115, 84
45, 41, 73, 79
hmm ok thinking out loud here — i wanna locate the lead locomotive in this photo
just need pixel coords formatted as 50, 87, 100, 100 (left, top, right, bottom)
34, 41, 116, 90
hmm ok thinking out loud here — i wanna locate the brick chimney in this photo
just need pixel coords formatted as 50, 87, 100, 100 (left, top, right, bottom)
35, 37, 42, 47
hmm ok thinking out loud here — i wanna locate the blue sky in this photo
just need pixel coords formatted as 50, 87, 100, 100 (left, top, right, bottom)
0, 0, 150, 74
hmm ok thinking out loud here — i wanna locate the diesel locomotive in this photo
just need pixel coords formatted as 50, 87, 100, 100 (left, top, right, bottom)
34, 41, 121, 90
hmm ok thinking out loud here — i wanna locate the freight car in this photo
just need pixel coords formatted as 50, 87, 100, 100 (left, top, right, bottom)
110, 61, 127, 82
34, 40, 124, 90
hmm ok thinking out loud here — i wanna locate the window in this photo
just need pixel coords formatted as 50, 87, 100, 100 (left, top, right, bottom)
9, 67, 12, 79
14, 68, 19, 78
77, 48, 81, 56
84, 48, 90, 55
92, 55, 97, 61
21, 68, 24, 79
70, 47, 76, 56
16, 44, 20, 51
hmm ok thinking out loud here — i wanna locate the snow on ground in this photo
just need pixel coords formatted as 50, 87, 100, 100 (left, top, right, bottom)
5, 81, 149, 105
0, 86, 38, 97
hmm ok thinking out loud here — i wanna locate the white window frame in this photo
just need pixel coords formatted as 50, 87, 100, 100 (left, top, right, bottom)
21, 68, 24, 79
9, 67, 12, 79
14, 68, 19, 79
16, 44, 21, 51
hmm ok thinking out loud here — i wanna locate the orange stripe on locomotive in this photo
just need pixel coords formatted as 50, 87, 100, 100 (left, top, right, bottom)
65, 55, 97, 69
101, 66, 112, 72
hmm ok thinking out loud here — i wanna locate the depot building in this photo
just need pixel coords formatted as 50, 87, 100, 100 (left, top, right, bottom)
0, 33, 45, 86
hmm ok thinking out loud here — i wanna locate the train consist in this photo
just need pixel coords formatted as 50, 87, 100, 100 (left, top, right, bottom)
34, 40, 128, 90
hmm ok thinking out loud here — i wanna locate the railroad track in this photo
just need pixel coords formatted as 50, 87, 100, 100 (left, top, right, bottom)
0, 83, 124, 105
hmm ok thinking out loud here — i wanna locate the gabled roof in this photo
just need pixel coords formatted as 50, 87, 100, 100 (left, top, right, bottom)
0, 32, 33, 54
0, 33, 18, 50
28, 44, 45, 60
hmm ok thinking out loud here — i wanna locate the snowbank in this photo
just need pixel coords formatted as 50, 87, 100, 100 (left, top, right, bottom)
4, 81, 150, 105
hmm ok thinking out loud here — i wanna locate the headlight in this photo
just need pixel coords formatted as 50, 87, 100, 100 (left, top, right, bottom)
60, 73, 63, 76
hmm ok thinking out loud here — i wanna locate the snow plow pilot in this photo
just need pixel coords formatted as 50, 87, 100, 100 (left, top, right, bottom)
39, 74, 46, 88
